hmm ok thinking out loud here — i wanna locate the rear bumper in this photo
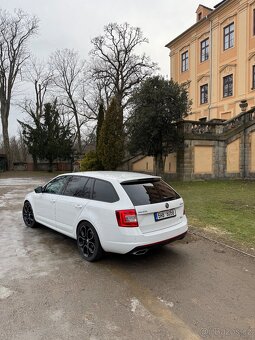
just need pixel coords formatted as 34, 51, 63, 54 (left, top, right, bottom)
129, 231, 187, 254
101, 220, 188, 254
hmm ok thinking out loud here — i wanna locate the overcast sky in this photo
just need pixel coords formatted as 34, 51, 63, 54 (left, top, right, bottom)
1, 0, 217, 136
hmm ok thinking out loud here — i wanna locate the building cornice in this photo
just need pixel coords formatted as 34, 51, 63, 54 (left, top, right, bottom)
238, 2, 248, 11
248, 51, 255, 60
249, 0, 255, 7
197, 73, 210, 82
219, 63, 237, 73
180, 44, 190, 52
197, 31, 210, 40
219, 11, 238, 25
181, 79, 191, 87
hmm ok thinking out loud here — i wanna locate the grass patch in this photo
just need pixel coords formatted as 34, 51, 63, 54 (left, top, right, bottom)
171, 180, 255, 248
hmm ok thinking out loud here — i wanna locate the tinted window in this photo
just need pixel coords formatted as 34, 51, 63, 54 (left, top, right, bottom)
44, 176, 68, 195
63, 176, 93, 198
122, 180, 180, 206
92, 179, 119, 203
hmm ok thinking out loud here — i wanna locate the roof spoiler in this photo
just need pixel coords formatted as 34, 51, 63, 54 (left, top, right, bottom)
121, 177, 160, 184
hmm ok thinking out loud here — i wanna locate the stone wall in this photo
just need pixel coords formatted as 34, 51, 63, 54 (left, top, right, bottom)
126, 108, 255, 181
177, 108, 255, 180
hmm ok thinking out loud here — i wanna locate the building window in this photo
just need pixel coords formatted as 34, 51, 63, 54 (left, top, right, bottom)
223, 23, 234, 50
223, 74, 233, 97
200, 38, 209, 62
198, 12, 202, 21
252, 65, 255, 89
200, 84, 208, 104
181, 51, 188, 72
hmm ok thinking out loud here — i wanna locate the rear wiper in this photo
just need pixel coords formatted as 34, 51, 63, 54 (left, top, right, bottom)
162, 196, 176, 201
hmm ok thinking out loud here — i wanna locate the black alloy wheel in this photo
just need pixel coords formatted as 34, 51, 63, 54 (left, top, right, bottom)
77, 222, 103, 262
23, 201, 37, 228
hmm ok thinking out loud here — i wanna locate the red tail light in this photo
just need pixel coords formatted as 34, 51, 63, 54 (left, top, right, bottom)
115, 209, 138, 227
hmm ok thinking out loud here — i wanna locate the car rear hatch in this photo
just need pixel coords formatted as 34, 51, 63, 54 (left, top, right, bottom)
121, 178, 184, 234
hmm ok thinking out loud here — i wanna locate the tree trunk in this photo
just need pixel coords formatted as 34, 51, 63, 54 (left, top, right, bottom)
76, 120, 82, 154
154, 154, 164, 176
73, 110, 82, 155
1, 103, 11, 170
32, 155, 38, 171
48, 158, 53, 172
115, 93, 124, 123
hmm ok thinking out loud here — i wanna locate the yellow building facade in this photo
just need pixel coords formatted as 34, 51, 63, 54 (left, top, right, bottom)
125, 0, 255, 179
132, 154, 177, 174
166, 0, 255, 121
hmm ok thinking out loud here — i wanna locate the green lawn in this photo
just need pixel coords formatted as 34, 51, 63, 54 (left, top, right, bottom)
171, 180, 255, 248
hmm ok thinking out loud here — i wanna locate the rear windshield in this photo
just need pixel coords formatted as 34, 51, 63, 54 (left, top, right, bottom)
122, 179, 180, 206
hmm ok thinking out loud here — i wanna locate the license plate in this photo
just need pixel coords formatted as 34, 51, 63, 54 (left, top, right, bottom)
154, 209, 176, 221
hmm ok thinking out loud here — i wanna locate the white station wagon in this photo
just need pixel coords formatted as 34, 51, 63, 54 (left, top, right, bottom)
22, 171, 188, 261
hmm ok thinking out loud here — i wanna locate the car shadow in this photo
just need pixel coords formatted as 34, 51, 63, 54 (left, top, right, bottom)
102, 242, 190, 270
22, 222, 192, 275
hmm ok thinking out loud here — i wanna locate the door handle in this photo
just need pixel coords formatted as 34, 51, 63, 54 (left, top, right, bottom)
51, 199, 56, 203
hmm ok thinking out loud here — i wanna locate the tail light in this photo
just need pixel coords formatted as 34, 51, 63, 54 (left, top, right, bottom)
115, 209, 138, 227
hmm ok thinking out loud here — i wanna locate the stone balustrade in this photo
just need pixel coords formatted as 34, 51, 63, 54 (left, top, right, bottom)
178, 108, 255, 136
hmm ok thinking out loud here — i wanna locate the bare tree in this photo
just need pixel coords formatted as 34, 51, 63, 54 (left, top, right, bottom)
80, 76, 109, 121
89, 22, 158, 116
22, 57, 53, 119
50, 49, 86, 154
0, 9, 39, 169
18, 58, 53, 169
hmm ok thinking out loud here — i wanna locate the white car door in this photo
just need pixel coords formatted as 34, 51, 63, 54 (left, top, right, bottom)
55, 176, 93, 235
34, 176, 69, 228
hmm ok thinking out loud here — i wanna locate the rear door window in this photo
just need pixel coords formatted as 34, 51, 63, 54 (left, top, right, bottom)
63, 176, 93, 198
92, 179, 119, 203
122, 180, 180, 206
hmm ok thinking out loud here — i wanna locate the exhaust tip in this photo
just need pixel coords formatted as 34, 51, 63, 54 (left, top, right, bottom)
132, 249, 148, 256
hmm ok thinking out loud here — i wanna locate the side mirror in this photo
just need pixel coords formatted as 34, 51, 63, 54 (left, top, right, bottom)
34, 186, 43, 193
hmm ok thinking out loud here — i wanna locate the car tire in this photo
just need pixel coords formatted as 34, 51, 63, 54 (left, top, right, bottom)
77, 222, 103, 262
22, 201, 38, 228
